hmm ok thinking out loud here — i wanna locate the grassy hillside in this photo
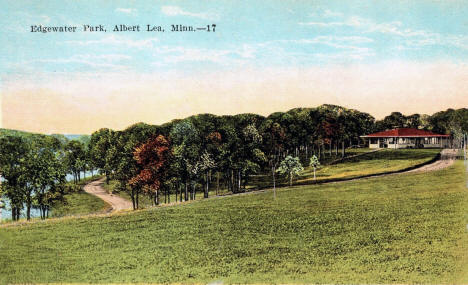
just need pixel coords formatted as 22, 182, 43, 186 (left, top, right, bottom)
251, 148, 440, 188
1, 161, 466, 283
51, 192, 111, 218
299, 148, 440, 182
51, 175, 110, 217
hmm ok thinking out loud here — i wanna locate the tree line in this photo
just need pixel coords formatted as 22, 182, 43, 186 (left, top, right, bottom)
0, 133, 94, 221
1, 105, 467, 219
85, 105, 468, 210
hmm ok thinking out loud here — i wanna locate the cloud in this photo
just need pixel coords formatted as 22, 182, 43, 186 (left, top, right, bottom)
115, 8, 137, 14
64, 35, 158, 49
273, 36, 375, 61
152, 45, 254, 66
40, 15, 51, 23
299, 21, 345, 27
17, 54, 132, 71
305, 35, 373, 44
300, 15, 468, 50
161, 6, 218, 20
323, 9, 343, 18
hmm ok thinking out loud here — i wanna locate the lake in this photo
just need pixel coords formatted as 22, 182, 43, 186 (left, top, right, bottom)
0, 170, 95, 221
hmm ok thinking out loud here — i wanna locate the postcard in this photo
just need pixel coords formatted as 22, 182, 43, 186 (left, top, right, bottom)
1, 1, 467, 284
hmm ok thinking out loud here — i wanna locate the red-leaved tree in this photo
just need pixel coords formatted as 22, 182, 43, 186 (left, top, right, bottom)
130, 135, 171, 206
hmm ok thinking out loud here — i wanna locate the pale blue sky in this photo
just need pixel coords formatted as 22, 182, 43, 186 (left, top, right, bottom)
1, 0, 467, 76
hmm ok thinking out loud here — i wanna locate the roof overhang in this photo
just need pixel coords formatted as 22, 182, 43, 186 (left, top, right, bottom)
361, 135, 450, 138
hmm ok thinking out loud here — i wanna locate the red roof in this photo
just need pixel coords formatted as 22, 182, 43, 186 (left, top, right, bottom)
362, 128, 450, 138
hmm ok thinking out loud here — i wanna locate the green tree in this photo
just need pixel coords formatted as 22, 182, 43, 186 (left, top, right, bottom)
309, 155, 320, 181
198, 151, 216, 198
170, 120, 201, 201
64, 140, 86, 183
0, 136, 29, 221
260, 120, 285, 197
277, 156, 303, 187
89, 128, 114, 184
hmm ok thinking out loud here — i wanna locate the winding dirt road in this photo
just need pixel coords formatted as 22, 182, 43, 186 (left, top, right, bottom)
84, 149, 459, 212
84, 178, 133, 212
408, 148, 458, 173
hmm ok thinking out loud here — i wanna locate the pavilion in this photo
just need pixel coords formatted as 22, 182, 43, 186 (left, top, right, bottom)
361, 128, 451, 149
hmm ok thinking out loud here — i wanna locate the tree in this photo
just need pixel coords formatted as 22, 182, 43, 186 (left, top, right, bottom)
131, 135, 171, 206
0, 136, 29, 221
64, 140, 86, 183
309, 155, 320, 181
33, 147, 66, 219
0, 135, 66, 221
277, 156, 303, 187
170, 120, 201, 201
89, 128, 114, 184
198, 151, 216, 198
261, 121, 285, 197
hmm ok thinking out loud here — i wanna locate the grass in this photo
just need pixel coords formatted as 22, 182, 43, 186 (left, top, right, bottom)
103, 149, 440, 209
51, 192, 111, 218
0, 159, 466, 284
251, 148, 440, 187
102, 180, 155, 208
299, 148, 440, 182
305, 147, 374, 165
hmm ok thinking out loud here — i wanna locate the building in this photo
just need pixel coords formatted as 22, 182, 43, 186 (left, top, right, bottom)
361, 128, 451, 149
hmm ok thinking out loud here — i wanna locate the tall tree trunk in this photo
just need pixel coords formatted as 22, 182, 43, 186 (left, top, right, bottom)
216, 172, 220, 196
192, 183, 196, 200
272, 166, 276, 199
231, 169, 235, 193
180, 184, 183, 202
289, 173, 292, 186
185, 182, 188, 201
342, 141, 345, 158
26, 190, 32, 221
204, 171, 209, 198
136, 189, 139, 209
131, 188, 136, 210
11, 207, 15, 221
238, 170, 241, 192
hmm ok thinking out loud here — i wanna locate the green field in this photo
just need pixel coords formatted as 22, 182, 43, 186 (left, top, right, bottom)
1, 159, 466, 284
251, 148, 440, 187
104, 149, 440, 205
51, 192, 111, 218
299, 148, 440, 182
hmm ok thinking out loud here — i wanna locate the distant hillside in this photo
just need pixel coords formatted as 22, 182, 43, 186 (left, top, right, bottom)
0, 129, 90, 145
0, 128, 40, 138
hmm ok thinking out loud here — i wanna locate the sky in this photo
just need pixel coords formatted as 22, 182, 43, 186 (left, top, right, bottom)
1, 0, 467, 134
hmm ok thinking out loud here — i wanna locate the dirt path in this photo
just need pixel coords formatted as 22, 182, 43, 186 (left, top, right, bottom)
85, 149, 458, 208
84, 178, 133, 212
2, 149, 460, 228
408, 148, 458, 173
